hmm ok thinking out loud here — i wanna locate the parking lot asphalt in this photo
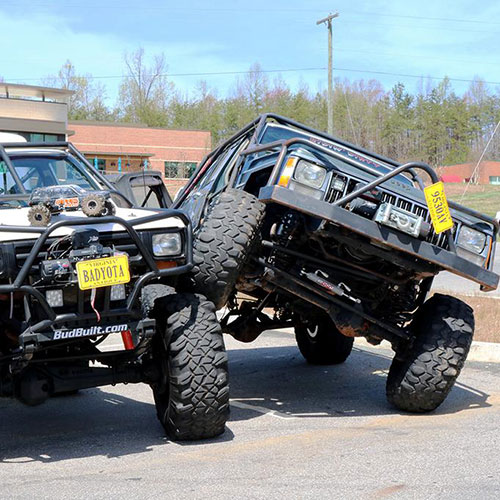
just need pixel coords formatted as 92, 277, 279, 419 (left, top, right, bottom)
1, 330, 499, 500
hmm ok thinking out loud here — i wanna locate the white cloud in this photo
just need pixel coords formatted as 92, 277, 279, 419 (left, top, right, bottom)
0, 9, 238, 102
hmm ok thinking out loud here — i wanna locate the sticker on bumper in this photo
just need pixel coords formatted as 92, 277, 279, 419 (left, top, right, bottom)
53, 323, 128, 340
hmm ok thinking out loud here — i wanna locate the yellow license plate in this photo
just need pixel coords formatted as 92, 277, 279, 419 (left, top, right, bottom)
424, 181, 454, 234
76, 255, 130, 290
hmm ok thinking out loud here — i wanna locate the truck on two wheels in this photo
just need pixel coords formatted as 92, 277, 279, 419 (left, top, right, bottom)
176, 114, 499, 413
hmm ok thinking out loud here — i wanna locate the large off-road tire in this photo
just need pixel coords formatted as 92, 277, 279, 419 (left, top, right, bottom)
295, 313, 354, 365
81, 194, 106, 217
27, 204, 51, 226
141, 284, 174, 316
386, 293, 474, 413
151, 293, 229, 440
188, 188, 265, 309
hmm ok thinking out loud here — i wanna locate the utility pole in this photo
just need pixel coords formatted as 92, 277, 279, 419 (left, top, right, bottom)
317, 12, 339, 136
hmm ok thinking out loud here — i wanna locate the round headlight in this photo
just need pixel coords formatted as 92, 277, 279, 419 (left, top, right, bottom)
457, 226, 487, 254
152, 233, 182, 257
294, 160, 327, 189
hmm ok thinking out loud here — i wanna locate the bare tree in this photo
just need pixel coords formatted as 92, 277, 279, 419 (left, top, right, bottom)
43, 60, 110, 120
118, 48, 174, 126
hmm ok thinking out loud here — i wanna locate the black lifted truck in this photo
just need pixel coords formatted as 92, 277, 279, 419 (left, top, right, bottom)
175, 114, 499, 413
0, 141, 229, 440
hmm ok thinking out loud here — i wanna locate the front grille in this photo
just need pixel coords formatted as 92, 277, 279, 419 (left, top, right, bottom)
326, 172, 452, 249
13, 231, 144, 272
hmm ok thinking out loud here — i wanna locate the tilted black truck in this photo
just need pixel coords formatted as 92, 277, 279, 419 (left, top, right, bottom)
0, 141, 229, 440
175, 114, 499, 413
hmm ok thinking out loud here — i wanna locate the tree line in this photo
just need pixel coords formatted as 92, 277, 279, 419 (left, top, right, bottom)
42, 49, 500, 168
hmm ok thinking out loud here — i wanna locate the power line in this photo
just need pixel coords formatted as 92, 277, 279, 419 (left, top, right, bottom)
7, 67, 327, 82
2, 3, 500, 33
7, 66, 500, 87
3, 2, 500, 25
347, 10, 500, 26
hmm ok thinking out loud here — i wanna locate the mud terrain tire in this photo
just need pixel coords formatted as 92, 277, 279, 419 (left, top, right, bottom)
189, 188, 265, 309
151, 293, 229, 440
295, 313, 354, 365
386, 293, 474, 413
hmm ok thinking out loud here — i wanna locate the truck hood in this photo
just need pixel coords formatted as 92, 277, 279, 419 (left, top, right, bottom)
0, 207, 184, 242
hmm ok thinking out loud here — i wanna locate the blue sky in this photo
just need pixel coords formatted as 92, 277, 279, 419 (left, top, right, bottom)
1, 0, 500, 102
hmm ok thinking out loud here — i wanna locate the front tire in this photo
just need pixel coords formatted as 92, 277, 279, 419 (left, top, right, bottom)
188, 188, 265, 309
151, 293, 229, 440
295, 313, 354, 365
386, 293, 474, 413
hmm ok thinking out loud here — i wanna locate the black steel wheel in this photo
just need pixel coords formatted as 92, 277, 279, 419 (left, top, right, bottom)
151, 293, 229, 440
295, 313, 354, 365
386, 293, 474, 413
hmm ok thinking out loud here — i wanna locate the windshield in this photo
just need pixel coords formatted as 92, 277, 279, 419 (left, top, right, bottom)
0, 154, 99, 197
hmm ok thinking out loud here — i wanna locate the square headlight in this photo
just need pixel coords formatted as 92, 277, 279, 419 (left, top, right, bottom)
294, 160, 327, 189
457, 226, 487, 254
152, 233, 182, 257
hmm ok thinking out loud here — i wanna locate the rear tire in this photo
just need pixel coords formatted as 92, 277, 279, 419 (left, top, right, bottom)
386, 293, 474, 413
295, 313, 354, 365
151, 293, 229, 440
188, 188, 265, 309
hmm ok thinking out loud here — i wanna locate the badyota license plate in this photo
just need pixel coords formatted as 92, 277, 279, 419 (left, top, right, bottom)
424, 181, 454, 234
76, 255, 130, 290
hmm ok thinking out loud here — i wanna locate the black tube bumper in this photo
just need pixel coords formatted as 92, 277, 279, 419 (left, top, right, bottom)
258, 185, 499, 292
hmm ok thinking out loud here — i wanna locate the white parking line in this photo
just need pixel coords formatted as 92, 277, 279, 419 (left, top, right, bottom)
230, 400, 296, 419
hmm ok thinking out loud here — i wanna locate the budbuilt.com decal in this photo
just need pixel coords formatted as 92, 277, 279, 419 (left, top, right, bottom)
53, 324, 128, 340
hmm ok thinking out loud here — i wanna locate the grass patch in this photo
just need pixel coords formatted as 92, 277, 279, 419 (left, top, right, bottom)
444, 183, 500, 218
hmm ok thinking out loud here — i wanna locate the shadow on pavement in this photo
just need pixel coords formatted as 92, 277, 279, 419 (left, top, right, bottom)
227, 343, 492, 422
0, 337, 490, 463
0, 388, 234, 464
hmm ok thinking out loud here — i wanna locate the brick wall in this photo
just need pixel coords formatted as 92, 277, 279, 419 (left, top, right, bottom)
437, 162, 500, 184
69, 121, 211, 175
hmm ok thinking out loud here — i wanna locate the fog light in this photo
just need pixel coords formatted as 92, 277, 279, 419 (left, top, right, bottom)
331, 177, 346, 192
46, 289, 64, 307
110, 284, 126, 301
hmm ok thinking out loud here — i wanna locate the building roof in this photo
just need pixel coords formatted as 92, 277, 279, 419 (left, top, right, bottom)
69, 120, 210, 134
0, 82, 74, 102
83, 150, 154, 157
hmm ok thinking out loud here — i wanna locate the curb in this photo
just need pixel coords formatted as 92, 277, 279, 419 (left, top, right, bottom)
355, 338, 500, 364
